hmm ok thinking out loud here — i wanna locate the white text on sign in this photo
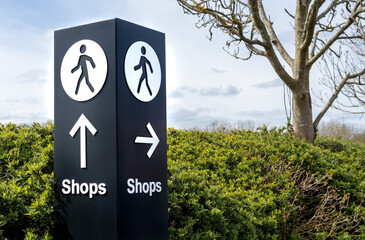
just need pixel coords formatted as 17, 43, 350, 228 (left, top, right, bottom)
62, 179, 107, 199
127, 178, 162, 196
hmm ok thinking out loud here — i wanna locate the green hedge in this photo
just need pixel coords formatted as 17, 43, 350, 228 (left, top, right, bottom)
0, 124, 364, 239
167, 127, 365, 239
0, 123, 54, 240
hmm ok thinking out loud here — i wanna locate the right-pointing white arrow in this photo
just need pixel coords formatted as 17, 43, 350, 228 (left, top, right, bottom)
135, 122, 160, 158
69, 114, 97, 168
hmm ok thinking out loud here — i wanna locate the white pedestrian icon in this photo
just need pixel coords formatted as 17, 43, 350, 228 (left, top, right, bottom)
61, 39, 107, 102
124, 41, 161, 102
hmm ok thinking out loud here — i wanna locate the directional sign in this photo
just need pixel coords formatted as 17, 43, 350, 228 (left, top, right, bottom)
135, 122, 159, 158
124, 41, 161, 102
61, 39, 108, 102
69, 114, 97, 168
54, 19, 167, 240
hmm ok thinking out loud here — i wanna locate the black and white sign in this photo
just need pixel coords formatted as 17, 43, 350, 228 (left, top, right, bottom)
124, 41, 161, 102
60, 39, 108, 102
54, 19, 167, 240
69, 114, 97, 168
135, 122, 160, 158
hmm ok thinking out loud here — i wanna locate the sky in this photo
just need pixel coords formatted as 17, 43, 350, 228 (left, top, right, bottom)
0, 0, 363, 130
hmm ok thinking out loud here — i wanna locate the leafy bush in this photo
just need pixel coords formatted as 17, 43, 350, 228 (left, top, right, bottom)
0, 123, 54, 240
168, 127, 365, 239
1, 124, 364, 239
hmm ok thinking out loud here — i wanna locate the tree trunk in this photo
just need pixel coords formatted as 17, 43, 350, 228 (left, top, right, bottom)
291, 61, 315, 143
292, 91, 315, 143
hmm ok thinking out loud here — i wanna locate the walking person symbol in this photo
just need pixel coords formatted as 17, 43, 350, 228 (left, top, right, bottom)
124, 41, 161, 102
71, 44, 96, 95
134, 46, 153, 96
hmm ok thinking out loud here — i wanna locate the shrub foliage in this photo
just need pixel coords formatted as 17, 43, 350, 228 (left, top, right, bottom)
168, 127, 365, 239
0, 124, 364, 239
0, 123, 54, 240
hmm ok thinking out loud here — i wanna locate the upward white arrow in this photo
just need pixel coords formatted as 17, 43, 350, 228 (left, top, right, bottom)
69, 114, 97, 169
135, 122, 160, 158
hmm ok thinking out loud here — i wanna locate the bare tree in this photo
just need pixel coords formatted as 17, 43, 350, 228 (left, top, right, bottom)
177, 0, 365, 143
315, 23, 365, 118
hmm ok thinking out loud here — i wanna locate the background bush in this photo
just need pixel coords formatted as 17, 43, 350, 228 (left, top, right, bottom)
168, 127, 365, 239
0, 123, 364, 239
318, 120, 365, 144
0, 123, 54, 240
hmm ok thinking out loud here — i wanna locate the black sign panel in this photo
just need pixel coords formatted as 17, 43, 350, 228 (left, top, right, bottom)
54, 19, 167, 240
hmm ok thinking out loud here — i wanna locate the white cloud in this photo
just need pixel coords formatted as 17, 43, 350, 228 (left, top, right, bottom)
4, 96, 42, 105
200, 84, 241, 97
253, 78, 282, 89
237, 109, 288, 127
0, 109, 49, 124
168, 105, 212, 128
211, 68, 226, 74
172, 84, 241, 98
168, 90, 184, 99
16, 69, 48, 84
180, 86, 198, 94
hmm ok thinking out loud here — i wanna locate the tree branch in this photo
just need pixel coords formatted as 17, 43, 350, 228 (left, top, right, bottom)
285, 8, 295, 19
249, 0, 296, 89
308, 1, 364, 67
258, 1, 294, 67
314, 68, 365, 128
301, 0, 325, 50
316, 0, 347, 22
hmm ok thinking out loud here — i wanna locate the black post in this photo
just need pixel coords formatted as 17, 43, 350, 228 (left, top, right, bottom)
54, 19, 167, 240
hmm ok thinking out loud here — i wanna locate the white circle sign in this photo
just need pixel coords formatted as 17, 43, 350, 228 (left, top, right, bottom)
124, 41, 161, 102
61, 39, 108, 102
